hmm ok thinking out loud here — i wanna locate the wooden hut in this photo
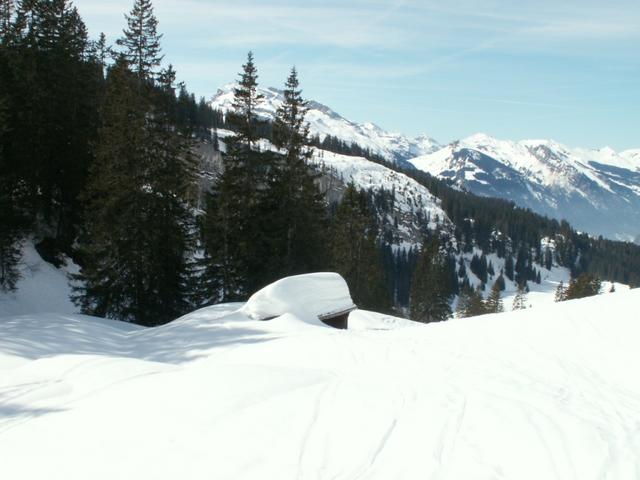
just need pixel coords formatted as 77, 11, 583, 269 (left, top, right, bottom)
318, 306, 357, 329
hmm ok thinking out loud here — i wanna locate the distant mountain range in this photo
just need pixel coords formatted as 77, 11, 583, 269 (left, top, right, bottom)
411, 135, 640, 242
211, 85, 640, 242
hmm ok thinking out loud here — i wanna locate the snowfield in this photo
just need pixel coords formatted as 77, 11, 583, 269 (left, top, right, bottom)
1, 286, 640, 479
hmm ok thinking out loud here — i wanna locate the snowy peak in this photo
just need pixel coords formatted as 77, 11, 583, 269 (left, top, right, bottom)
621, 149, 640, 162
210, 83, 441, 164
211, 83, 284, 120
583, 146, 640, 172
410, 134, 640, 241
458, 134, 639, 174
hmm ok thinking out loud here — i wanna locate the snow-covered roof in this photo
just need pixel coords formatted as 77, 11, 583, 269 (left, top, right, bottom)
241, 273, 356, 325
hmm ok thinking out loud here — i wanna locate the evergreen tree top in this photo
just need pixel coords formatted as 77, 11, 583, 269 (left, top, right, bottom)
8, 0, 89, 57
228, 51, 264, 149
117, 0, 163, 81
233, 51, 262, 108
274, 66, 311, 154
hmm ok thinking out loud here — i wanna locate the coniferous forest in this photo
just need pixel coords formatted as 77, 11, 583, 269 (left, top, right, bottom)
1, 0, 639, 326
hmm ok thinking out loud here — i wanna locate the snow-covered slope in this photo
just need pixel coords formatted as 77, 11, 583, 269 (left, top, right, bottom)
453, 247, 629, 313
213, 128, 452, 246
0, 241, 78, 317
310, 147, 451, 245
410, 134, 640, 241
2, 286, 639, 479
211, 84, 440, 165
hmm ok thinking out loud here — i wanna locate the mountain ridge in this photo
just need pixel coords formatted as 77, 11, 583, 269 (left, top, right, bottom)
211, 83, 639, 241
410, 134, 640, 241
210, 84, 441, 165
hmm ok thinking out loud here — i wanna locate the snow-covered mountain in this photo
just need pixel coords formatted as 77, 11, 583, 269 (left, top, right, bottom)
212, 84, 640, 241
210, 84, 440, 165
410, 134, 640, 241
309, 148, 451, 247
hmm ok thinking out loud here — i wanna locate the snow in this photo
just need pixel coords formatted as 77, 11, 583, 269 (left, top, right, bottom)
0, 241, 78, 317
586, 146, 640, 172
451, 248, 630, 313
621, 148, 640, 165
241, 272, 356, 325
1, 286, 640, 479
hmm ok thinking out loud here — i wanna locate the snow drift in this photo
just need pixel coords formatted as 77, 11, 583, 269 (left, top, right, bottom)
1, 288, 640, 479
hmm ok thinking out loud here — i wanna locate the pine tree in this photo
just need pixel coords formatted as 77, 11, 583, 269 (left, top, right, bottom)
554, 281, 567, 302
467, 286, 487, 316
91, 32, 109, 75
0, 92, 28, 291
230, 51, 263, 150
146, 64, 198, 311
328, 185, 390, 312
485, 279, 504, 313
73, 60, 147, 320
470, 253, 488, 284
455, 285, 472, 318
212, 128, 220, 152
514, 247, 528, 285
268, 66, 327, 278
456, 284, 486, 318
409, 238, 453, 323
116, 0, 163, 81
512, 284, 527, 310
1, 0, 102, 254
201, 52, 271, 301
456, 286, 470, 318
504, 255, 514, 281
73, 58, 195, 326
457, 257, 466, 278
544, 248, 553, 270
487, 260, 495, 277
0, 0, 13, 40
565, 273, 601, 300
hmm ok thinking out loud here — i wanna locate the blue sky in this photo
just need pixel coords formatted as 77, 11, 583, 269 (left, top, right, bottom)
74, 0, 640, 150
